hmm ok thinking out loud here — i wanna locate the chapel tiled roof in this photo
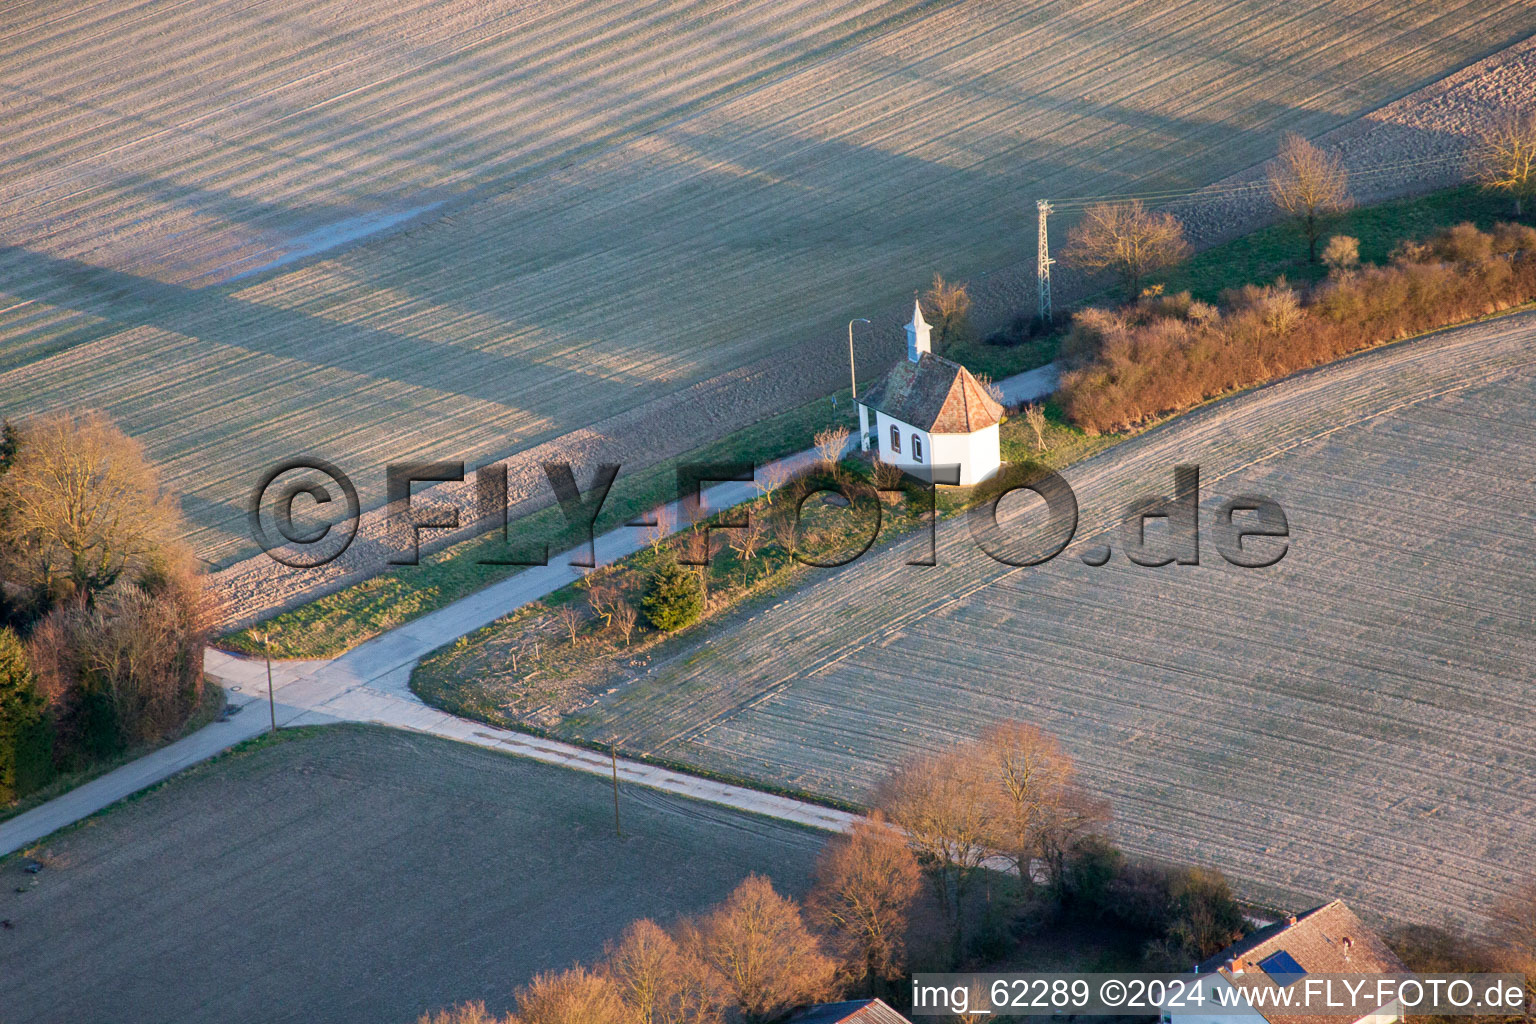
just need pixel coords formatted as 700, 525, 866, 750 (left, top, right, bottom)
858, 352, 1003, 433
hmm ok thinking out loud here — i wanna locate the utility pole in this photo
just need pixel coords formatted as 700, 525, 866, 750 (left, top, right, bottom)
847, 318, 869, 400
1036, 199, 1054, 325
253, 630, 276, 735
610, 742, 622, 839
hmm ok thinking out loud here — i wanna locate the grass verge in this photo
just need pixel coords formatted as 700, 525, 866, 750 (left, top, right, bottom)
0, 680, 228, 826
410, 408, 1118, 732
220, 392, 862, 658
1161, 184, 1520, 301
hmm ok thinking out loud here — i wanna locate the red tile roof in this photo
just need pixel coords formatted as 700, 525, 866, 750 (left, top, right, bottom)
788, 998, 911, 1023
1200, 901, 1408, 1024
858, 353, 1002, 434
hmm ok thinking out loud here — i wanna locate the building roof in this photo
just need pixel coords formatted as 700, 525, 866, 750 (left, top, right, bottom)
1197, 900, 1408, 1024
858, 352, 1003, 434
788, 998, 911, 1024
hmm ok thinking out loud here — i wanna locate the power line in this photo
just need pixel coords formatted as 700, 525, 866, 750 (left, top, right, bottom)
1047, 152, 1467, 210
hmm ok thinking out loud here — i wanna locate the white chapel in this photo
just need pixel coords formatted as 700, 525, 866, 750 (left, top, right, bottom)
856, 300, 1003, 486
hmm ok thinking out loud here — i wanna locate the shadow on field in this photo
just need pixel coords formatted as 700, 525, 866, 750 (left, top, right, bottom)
0, 725, 824, 1024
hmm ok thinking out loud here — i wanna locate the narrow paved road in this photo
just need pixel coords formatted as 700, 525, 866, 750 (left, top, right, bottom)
2, 363, 1059, 857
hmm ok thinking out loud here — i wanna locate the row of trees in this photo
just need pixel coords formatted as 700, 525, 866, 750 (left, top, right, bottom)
1063, 110, 1536, 303
1062, 132, 1350, 301
0, 411, 211, 802
1059, 219, 1536, 433
419, 722, 1256, 1024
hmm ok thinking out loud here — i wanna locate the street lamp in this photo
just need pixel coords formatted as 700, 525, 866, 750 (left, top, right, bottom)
847, 318, 870, 400
250, 629, 276, 735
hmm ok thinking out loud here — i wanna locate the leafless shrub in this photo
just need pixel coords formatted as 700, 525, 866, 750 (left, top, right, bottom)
1472, 109, 1536, 216
644, 506, 675, 554
813, 425, 850, 475
870, 457, 903, 490
610, 601, 638, 647
585, 581, 620, 628
767, 506, 800, 558
1227, 280, 1303, 334
753, 463, 788, 500
728, 515, 766, 563
973, 372, 1005, 406
1064, 200, 1191, 299
555, 603, 583, 645
29, 571, 212, 753
1267, 133, 1352, 262
1060, 223, 1536, 434
1321, 234, 1360, 273
1490, 880, 1536, 982
1187, 300, 1219, 324
1022, 404, 1047, 451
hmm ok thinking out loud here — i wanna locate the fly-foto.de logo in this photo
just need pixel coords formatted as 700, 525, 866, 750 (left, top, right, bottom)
248, 459, 1288, 571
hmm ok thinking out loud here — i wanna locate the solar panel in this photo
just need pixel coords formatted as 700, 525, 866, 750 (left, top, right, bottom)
1258, 950, 1308, 987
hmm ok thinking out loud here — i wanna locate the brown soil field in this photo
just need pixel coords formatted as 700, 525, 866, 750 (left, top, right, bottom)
471, 311, 1536, 929
1, 0, 1532, 597
0, 725, 824, 1024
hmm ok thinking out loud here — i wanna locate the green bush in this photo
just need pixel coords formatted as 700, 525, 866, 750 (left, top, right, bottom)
0, 626, 51, 803
640, 554, 704, 632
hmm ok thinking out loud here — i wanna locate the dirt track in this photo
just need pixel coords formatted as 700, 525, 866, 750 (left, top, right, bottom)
506, 311, 1536, 929
1, 0, 1532, 625
0, 726, 824, 1024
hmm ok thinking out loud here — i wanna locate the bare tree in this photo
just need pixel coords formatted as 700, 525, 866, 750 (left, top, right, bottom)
1032, 784, 1113, 894
922, 274, 972, 349
0, 410, 184, 609
813, 425, 851, 476
806, 812, 922, 994
1064, 201, 1191, 299
555, 603, 583, 645
585, 581, 620, 628
728, 515, 767, 563
604, 918, 726, 1024
610, 600, 639, 647
972, 722, 1099, 890
416, 1001, 502, 1024
512, 966, 629, 1024
685, 874, 838, 1024
767, 506, 800, 558
875, 749, 991, 961
1473, 110, 1536, 217
973, 373, 1005, 406
1023, 404, 1048, 452
1267, 133, 1352, 262
644, 506, 675, 555
605, 919, 676, 1024
753, 463, 789, 501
